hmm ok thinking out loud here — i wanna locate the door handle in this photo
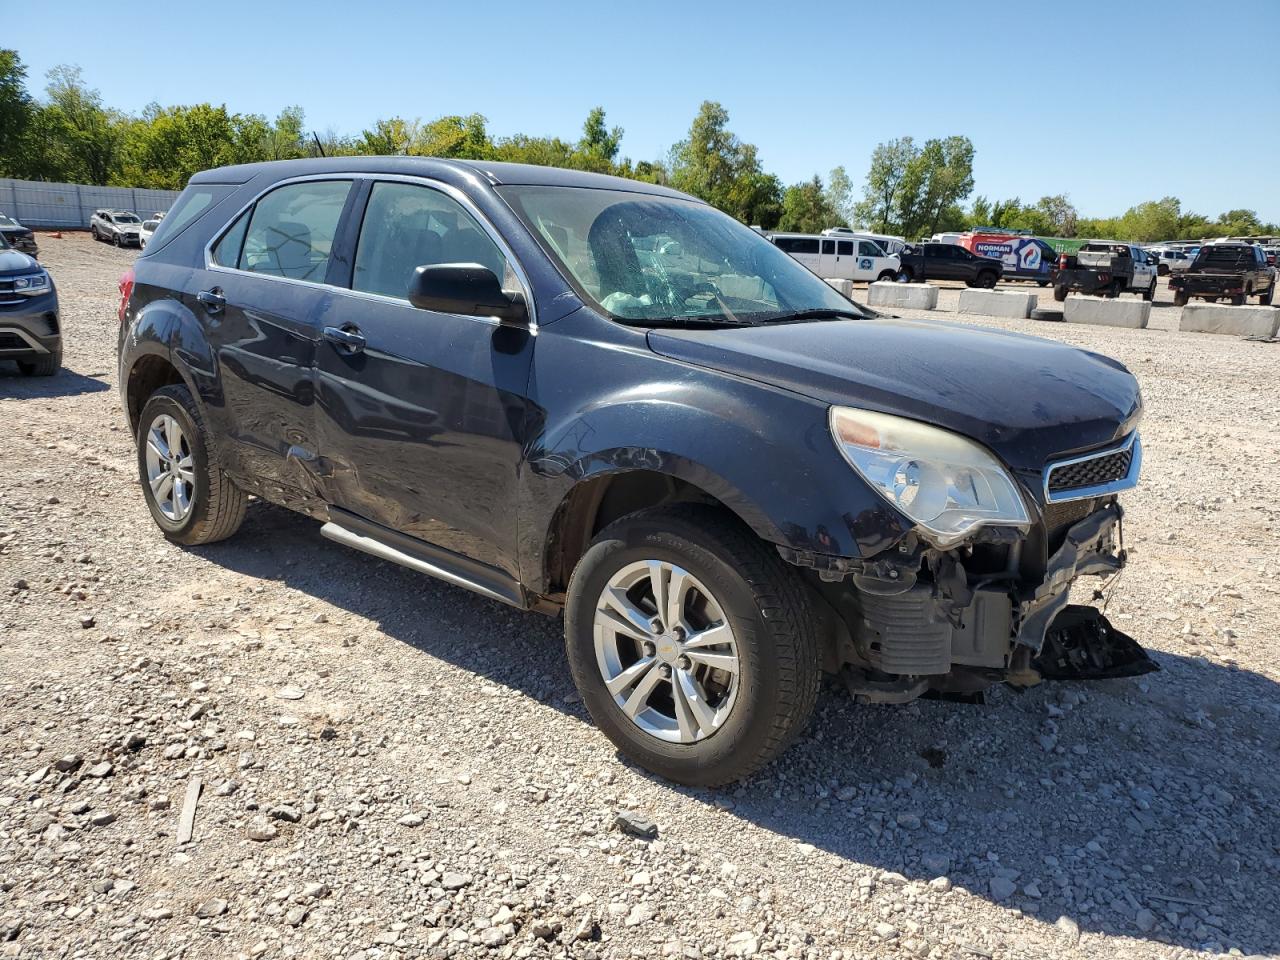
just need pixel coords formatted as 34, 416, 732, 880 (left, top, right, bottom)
324, 325, 366, 353
197, 288, 225, 313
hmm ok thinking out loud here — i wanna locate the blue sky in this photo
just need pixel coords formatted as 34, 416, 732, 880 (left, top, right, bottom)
11, 1, 1279, 221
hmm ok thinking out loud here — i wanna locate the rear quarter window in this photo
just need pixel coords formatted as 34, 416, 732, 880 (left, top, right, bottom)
144, 185, 233, 251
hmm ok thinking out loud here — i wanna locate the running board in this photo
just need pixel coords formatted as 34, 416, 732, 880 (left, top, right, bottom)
320, 510, 527, 609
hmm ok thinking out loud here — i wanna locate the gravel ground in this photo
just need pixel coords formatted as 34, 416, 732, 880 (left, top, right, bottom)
1, 232, 1278, 960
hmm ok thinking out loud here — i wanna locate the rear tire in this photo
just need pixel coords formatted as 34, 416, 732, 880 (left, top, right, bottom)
1230, 293, 1245, 306
112, 232, 121, 247
16, 344, 61, 377
1053, 285, 1068, 302
1142, 278, 1156, 302
135, 384, 247, 546
564, 505, 820, 787
978, 271, 998, 289
1173, 289, 1189, 307
1262, 285, 1274, 306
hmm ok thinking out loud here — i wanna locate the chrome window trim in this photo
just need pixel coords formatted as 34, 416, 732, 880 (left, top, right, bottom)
1043, 431, 1141, 504
201, 172, 537, 332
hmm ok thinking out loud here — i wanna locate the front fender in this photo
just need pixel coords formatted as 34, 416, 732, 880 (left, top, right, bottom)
517, 312, 911, 592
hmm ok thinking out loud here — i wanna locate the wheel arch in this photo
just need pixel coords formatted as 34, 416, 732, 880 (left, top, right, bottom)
537, 463, 784, 599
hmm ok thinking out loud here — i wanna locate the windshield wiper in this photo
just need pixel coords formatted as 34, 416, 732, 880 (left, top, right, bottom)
624, 314, 758, 329
762, 308, 867, 324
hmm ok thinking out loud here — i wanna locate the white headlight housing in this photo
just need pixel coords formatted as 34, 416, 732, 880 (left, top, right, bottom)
829, 406, 1029, 547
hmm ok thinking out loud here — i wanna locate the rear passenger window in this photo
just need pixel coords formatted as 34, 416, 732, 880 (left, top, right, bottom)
352, 182, 509, 301
837, 241, 854, 256
239, 180, 352, 281
211, 211, 249, 268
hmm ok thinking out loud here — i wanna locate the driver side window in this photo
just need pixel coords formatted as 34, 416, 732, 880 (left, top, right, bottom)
353, 181, 512, 301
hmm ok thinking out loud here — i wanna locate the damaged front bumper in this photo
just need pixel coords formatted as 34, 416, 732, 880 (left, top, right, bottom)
796, 500, 1156, 702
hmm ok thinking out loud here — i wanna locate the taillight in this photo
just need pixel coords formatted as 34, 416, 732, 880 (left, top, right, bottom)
1058, 252, 1068, 269
118, 268, 135, 323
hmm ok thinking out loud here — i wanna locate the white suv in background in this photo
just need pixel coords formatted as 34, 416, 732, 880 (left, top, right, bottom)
90, 209, 143, 246
769, 233, 900, 282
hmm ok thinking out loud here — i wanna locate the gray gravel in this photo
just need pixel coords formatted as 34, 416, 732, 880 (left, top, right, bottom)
1, 233, 1277, 960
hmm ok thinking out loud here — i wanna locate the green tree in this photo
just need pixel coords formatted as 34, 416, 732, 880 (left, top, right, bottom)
0, 50, 34, 175
414, 114, 493, 158
574, 106, 622, 172
40, 65, 124, 184
778, 175, 846, 233
669, 101, 782, 226
825, 165, 854, 225
360, 116, 419, 155
854, 137, 914, 232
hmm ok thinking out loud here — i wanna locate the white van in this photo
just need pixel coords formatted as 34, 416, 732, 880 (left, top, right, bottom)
823, 228, 909, 257
769, 233, 900, 282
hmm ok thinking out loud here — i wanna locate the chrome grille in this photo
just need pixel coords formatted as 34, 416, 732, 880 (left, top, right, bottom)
1043, 433, 1140, 503
1048, 447, 1133, 493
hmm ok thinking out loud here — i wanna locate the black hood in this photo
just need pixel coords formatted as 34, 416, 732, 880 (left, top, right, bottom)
0, 248, 41, 277
647, 316, 1142, 477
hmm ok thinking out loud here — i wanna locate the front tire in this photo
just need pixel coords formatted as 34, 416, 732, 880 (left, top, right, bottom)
564, 505, 819, 787
17, 344, 61, 377
1142, 278, 1156, 302
135, 385, 247, 545
977, 271, 998, 289
876, 270, 896, 283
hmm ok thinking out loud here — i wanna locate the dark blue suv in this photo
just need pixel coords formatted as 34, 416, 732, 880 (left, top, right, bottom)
119, 158, 1145, 785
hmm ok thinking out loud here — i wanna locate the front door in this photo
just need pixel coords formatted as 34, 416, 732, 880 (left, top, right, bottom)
197, 178, 355, 499
314, 180, 535, 579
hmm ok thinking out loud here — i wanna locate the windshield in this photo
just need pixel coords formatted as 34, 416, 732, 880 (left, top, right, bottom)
115, 214, 141, 224
0, 214, 17, 228
498, 185, 867, 325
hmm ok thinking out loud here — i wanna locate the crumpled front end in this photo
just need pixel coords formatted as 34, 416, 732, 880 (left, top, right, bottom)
784, 433, 1156, 702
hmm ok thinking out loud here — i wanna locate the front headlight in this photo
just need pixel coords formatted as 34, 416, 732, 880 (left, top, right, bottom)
829, 406, 1029, 546
12, 271, 51, 296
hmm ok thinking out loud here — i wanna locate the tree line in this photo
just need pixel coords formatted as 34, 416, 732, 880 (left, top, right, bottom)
0, 50, 1273, 243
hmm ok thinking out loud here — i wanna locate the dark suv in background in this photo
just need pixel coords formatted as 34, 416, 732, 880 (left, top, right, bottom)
118, 158, 1146, 785
896, 242, 1003, 287
0, 230, 60, 376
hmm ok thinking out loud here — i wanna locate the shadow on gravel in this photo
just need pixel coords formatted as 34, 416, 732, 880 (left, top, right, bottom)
202, 500, 1279, 956
0, 363, 110, 397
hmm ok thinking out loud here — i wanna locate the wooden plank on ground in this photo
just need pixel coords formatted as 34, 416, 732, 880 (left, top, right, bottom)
177, 776, 202, 845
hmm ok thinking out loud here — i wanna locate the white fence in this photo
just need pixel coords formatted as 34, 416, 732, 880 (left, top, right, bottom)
0, 178, 182, 229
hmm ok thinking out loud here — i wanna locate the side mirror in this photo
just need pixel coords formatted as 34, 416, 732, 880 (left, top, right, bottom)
407, 263, 527, 323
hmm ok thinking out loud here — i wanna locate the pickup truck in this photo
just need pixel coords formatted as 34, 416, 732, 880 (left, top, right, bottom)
896, 243, 1002, 287
1168, 242, 1276, 306
1051, 242, 1157, 302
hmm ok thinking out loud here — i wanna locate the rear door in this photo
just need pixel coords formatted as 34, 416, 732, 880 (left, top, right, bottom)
199, 178, 356, 498
314, 178, 535, 579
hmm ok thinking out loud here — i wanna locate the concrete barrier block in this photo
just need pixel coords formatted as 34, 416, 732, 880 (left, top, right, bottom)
957, 289, 1037, 319
824, 278, 853, 298
868, 281, 939, 310
1063, 296, 1151, 329
1179, 303, 1279, 338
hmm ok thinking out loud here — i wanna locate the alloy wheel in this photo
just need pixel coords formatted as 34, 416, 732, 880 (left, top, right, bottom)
144, 414, 195, 522
593, 560, 740, 744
